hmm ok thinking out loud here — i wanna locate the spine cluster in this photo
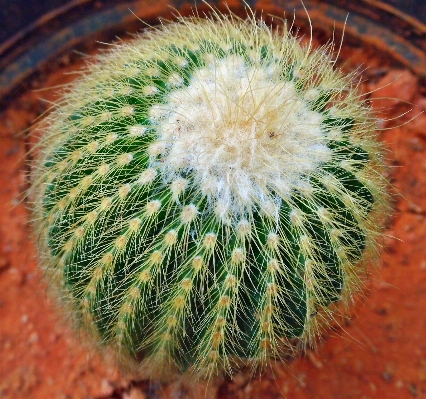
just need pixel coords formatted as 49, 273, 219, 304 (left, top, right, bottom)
31, 11, 389, 379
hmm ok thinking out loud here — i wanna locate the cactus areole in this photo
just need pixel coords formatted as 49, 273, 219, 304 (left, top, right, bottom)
31, 11, 389, 379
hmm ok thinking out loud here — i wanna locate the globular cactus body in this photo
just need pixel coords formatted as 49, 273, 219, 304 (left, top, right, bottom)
31, 11, 389, 378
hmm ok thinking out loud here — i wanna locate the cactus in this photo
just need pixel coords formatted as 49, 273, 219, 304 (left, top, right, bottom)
31, 10, 390, 379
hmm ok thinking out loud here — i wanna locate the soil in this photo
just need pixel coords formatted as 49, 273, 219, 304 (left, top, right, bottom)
1, 21, 426, 399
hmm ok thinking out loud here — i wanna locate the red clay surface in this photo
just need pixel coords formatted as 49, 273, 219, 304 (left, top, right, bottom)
1, 29, 426, 399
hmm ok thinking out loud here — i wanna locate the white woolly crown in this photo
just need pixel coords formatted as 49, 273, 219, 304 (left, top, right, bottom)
149, 55, 331, 222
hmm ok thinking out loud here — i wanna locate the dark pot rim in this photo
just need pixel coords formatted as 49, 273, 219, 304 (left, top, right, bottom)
1, 0, 425, 108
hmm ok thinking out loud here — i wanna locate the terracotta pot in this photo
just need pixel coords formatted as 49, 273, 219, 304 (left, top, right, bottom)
1, 2, 426, 399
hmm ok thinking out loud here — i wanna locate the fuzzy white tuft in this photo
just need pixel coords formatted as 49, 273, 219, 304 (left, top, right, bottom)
150, 55, 331, 218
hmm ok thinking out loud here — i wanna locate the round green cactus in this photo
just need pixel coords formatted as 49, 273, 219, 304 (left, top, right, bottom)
31, 10, 390, 379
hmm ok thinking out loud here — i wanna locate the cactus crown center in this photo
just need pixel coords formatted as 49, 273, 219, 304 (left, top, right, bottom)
150, 55, 331, 219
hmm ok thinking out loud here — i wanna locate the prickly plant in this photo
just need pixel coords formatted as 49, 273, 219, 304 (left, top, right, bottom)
31, 10, 390, 379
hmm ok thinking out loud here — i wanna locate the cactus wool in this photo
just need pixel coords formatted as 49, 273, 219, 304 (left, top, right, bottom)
31, 11, 390, 379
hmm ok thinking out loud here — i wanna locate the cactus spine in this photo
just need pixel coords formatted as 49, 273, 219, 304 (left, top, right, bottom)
31, 10, 389, 379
